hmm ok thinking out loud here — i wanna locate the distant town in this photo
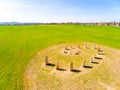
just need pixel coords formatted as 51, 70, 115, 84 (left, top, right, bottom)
0, 21, 120, 26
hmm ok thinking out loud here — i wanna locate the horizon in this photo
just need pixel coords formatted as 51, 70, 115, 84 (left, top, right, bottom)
0, 21, 120, 23
0, 0, 120, 23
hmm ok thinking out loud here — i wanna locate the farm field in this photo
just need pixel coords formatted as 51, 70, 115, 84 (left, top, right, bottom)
0, 24, 120, 90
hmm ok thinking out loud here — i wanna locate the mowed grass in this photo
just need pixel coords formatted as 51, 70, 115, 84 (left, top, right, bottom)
0, 24, 120, 90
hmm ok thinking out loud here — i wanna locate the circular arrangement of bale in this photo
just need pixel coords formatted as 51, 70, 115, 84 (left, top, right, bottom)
24, 42, 120, 90
44, 43, 106, 72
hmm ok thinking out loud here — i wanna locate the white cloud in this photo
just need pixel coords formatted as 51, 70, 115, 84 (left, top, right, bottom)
0, 1, 33, 22
0, 1, 32, 8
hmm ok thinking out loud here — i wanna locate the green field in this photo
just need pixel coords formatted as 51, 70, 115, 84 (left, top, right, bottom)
0, 25, 120, 90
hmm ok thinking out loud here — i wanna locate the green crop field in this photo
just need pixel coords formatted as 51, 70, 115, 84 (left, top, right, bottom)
0, 24, 120, 90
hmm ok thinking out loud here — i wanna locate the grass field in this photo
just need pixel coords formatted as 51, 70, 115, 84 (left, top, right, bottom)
0, 24, 120, 90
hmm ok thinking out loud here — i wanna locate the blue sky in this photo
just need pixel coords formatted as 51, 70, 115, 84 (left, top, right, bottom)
0, 0, 120, 22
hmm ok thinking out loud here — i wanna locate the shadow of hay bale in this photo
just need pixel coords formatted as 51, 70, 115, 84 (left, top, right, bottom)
83, 65, 93, 69
57, 68, 67, 71
91, 62, 99, 64
46, 63, 55, 67
94, 57, 103, 60
71, 69, 81, 73
65, 48, 70, 50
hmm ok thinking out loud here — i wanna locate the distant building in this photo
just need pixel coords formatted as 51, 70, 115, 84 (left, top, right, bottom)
115, 23, 120, 26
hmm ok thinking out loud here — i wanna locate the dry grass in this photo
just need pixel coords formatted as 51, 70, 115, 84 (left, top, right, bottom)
24, 42, 120, 90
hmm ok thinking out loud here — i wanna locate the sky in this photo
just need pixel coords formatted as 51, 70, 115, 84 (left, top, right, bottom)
0, 0, 120, 23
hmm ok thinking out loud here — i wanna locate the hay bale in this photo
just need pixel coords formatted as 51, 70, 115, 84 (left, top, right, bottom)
78, 45, 80, 48
85, 45, 89, 49
45, 55, 48, 65
65, 46, 70, 50
75, 51, 80, 55
90, 57, 94, 63
70, 62, 73, 71
97, 48, 103, 52
64, 50, 68, 54
56, 61, 59, 70
83, 60, 86, 67
65, 46, 67, 50
98, 52, 105, 55
71, 46, 75, 49
94, 44, 97, 49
